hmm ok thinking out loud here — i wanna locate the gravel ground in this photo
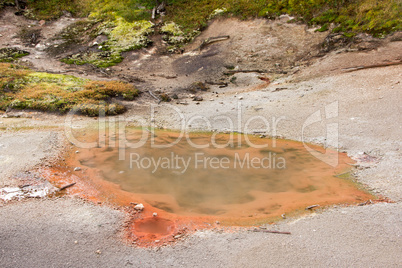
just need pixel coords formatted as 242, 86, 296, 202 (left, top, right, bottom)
0, 131, 61, 187
0, 199, 400, 267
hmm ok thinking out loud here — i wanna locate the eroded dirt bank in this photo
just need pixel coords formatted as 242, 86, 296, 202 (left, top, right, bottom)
0, 9, 401, 267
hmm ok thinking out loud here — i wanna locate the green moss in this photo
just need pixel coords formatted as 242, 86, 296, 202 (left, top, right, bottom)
0, 63, 139, 115
160, 22, 199, 48
0, 0, 15, 9
343, 32, 357, 38
209, 7, 228, 19
13, 0, 402, 57
311, 9, 338, 25
61, 50, 123, 68
27, 72, 87, 86
122, 90, 139, 100
163, 0, 401, 38
161, 22, 184, 36
89, 0, 152, 22
0, 48, 29, 63
75, 102, 127, 116
315, 23, 329, 32
61, 14, 152, 68
106, 18, 153, 51
23, 0, 91, 20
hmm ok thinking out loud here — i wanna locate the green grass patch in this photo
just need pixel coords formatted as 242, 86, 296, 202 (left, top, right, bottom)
23, 0, 92, 20
0, 63, 139, 116
160, 21, 199, 51
0, 48, 29, 62
89, 0, 153, 22
61, 51, 124, 68
59, 13, 153, 68
162, 0, 401, 37
2, 0, 400, 38
0, 0, 17, 10
99, 17, 154, 52
3, 0, 399, 67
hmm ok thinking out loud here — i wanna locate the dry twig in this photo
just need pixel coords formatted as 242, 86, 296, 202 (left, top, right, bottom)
342, 61, 402, 72
251, 229, 291, 235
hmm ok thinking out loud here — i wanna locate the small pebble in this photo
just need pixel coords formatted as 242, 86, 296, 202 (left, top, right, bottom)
95, 250, 101, 255
74, 241, 78, 244
153, 212, 158, 217
74, 167, 81, 171
134, 203, 144, 211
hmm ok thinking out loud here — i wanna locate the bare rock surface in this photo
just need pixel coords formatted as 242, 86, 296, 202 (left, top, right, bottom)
0, 199, 400, 267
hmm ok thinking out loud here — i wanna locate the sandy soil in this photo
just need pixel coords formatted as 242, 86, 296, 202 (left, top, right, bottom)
0, 8, 401, 267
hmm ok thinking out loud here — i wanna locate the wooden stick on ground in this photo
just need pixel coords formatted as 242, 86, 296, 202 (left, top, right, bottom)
342, 60, 402, 72
205, 81, 228, 87
148, 90, 161, 103
251, 229, 291, 235
198, 36, 230, 50
305, 204, 319, 210
224, 69, 267, 75
59, 182, 76, 191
